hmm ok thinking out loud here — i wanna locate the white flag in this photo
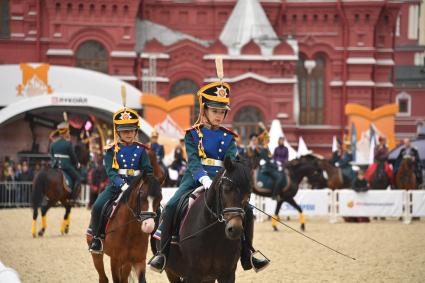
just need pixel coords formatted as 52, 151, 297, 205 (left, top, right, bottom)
332, 136, 338, 153
297, 136, 311, 158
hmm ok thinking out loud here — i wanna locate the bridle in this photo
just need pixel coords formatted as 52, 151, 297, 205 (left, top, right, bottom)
203, 170, 245, 223
126, 180, 157, 223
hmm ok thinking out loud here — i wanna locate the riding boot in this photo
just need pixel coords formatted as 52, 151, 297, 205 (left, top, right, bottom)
240, 207, 270, 272
71, 180, 81, 201
149, 209, 173, 273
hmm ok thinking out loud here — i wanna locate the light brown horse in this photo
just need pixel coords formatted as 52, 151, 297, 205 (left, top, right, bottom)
395, 157, 417, 190
87, 150, 164, 283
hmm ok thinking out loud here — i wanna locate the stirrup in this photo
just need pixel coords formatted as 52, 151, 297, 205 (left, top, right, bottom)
89, 238, 103, 255
148, 253, 166, 273
251, 250, 271, 273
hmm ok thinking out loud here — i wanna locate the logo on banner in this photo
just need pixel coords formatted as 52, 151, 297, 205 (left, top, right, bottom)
16, 63, 53, 96
346, 200, 395, 208
347, 201, 354, 208
51, 96, 88, 105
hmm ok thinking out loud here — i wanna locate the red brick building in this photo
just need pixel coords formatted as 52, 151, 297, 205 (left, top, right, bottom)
0, 0, 424, 156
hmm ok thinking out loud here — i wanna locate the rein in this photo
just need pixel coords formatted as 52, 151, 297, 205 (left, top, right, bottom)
106, 180, 156, 235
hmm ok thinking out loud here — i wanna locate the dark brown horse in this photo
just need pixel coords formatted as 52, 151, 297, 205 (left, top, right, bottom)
163, 157, 251, 283
87, 150, 164, 283
252, 157, 325, 231
31, 168, 77, 237
395, 157, 417, 190
369, 160, 392, 190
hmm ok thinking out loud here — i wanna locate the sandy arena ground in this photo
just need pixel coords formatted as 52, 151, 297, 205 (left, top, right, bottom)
0, 207, 424, 283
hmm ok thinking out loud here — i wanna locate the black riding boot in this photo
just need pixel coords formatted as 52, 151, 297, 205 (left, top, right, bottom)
71, 180, 81, 201
240, 207, 270, 272
88, 220, 103, 254
149, 210, 173, 273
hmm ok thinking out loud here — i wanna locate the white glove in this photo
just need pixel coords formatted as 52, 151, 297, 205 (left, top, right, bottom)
121, 183, 129, 192
199, 176, 213, 190
259, 159, 266, 166
335, 162, 340, 167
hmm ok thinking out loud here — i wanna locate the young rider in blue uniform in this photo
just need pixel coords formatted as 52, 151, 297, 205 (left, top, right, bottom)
88, 103, 160, 253
50, 119, 81, 201
149, 78, 270, 273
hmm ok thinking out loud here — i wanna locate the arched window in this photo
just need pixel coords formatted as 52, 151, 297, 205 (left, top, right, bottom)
297, 54, 325, 124
233, 106, 264, 144
170, 79, 199, 123
76, 40, 108, 73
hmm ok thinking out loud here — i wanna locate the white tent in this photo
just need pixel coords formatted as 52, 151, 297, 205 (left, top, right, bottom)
297, 136, 312, 157
219, 0, 280, 55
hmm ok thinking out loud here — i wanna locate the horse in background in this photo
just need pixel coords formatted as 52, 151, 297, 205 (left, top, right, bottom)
249, 154, 326, 232
87, 150, 164, 283
162, 157, 251, 283
368, 160, 392, 190
395, 157, 417, 190
31, 168, 78, 237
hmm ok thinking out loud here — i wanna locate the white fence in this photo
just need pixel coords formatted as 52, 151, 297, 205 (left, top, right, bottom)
2, 183, 424, 224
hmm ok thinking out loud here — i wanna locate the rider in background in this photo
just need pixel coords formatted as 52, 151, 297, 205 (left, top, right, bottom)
246, 133, 259, 158
257, 126, 284, 200
273, 137, 289, 167
365, 136, 393, 184
149, 80, 270, 273
332, 138, 354, 183
88, 105, 160, 254
50, 120, 81, 201
395, 138, 423, 185
150, 131, 165, 165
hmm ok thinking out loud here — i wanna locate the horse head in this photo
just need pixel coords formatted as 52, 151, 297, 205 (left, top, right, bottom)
209, 156, 252, 241
121, 170, 162, 234
288, 155, 327, 188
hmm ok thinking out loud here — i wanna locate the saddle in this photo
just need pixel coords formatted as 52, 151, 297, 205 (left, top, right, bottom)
170, 189, 199, 244
51, 163, 73, 193
255, 168, 288, 192
87, 192, 122, 239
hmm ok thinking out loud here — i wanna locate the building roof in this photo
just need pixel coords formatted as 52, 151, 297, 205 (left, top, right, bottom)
135, 20, 211, 53
395, 65, 425, 88
219, 0, 280, 56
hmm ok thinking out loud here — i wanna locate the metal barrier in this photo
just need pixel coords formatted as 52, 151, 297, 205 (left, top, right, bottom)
0, 182, 91, 208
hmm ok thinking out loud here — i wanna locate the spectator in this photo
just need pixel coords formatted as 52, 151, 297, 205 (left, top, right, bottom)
20, 162, 34, 181
246, 134, 259, 158
352, 169, 368, 192
273, 137, 288, 166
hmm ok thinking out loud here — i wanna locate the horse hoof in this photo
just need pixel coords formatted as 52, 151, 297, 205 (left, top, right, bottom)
272, 225, 278, 232
64, 225, 69, 234
301, 224, 305, 231
32, 233, 36, 238
38, 229, 44, 237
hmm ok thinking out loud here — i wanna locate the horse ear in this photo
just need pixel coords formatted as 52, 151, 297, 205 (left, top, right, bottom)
224, 156, 233, 171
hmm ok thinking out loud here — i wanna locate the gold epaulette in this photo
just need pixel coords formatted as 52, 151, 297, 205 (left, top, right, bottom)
103, 143, 115, 151
185, 123, 204, 133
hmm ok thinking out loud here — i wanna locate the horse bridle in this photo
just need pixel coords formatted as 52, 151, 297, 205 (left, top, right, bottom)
203, 170, 246, 223
126, 181, 156, 223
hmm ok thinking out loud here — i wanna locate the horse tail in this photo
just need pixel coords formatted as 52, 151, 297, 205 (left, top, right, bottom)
32, 170, 48, 209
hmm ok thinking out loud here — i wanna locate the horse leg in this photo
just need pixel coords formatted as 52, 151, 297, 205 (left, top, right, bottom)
92, 253, 109, 283
32, 207, 38, 238
38, 201, 53, 237
111, 258, 122, 283
271, 200, 284, 231
132, 262, 146, 283
119, 263, 132, 283
286, 197, 305, 231
166, 271, 183, 283
61, 205, 72, 235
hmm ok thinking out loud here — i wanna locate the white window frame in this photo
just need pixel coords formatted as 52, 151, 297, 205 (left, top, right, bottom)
396, 92, 412, 117
408, 5, 419, 40
395, 14, 400, 37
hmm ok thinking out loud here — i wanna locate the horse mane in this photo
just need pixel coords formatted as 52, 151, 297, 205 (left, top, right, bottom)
120, 174, 145, 204
216, 157, 252, 194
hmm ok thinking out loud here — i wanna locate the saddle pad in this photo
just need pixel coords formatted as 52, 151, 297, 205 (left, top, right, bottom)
178, 191, 204, 237
101, 192, 123, 238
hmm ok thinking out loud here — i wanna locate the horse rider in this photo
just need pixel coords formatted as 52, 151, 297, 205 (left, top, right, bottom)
257, 126, 284, 200
149, 80, 270, 273
235, 134, 246, 156
150, 130, 165, 165
332, 138, 354, 182
365, 137, 393, 183
395, 138, 423, 185
273, 137, 289, 167
88, 105, 160, 254
246, 133, 259, 159
50, 120, 81, 201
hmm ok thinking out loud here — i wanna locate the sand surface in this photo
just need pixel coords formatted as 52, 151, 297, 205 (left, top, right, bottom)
0, 207, 424, 283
